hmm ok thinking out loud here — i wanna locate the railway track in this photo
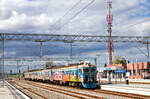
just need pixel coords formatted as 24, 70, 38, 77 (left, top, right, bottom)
9, 79, 150, 99
10, 80, 105, 99
30, 80, 150, 99
15, 83, 48, 99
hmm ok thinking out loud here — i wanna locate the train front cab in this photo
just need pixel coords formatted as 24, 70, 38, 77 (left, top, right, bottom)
81, 66, 97, 89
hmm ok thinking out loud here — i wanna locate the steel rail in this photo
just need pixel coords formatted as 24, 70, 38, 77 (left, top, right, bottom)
24, 79, 150, 99
14, 83, 48, 99
20, 79, 150, 99
19, 80, 104, 99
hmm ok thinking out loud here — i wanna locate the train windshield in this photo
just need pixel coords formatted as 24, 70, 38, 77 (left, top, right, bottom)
91, 67, 96, 72
83, 67, 97, 73
83, 68, 89, 73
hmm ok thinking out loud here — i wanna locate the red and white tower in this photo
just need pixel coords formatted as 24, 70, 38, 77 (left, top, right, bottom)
107, 0, 114, 65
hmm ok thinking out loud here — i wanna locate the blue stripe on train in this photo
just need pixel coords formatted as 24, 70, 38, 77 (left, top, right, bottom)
82, 82, 96, 88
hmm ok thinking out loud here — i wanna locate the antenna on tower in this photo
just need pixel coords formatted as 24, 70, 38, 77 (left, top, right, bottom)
107, 0, 114, 65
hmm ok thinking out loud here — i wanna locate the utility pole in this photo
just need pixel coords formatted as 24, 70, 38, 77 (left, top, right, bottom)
63, 41, 74, 63
94, 57, 97, 66
35, 40, 46, 58
95, 54, 101, 67
107, 0, 113, 65
28, 65, 29, 72
3, 39, 4, 87
40, 42, 43, 58
146, 42, 149, 58
17, 60, 19, 74
95, 54, 101, 88
70, 43, 72, 59
19, 69, 21, 80
10, 70, 12, 75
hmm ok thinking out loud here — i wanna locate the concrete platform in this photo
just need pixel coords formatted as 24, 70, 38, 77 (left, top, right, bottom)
0, 85, 14, 99
100, 78, 150, 83
101, 83, 150, 96
0, 80, 30, 99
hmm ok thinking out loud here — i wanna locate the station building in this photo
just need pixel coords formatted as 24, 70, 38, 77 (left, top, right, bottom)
103, 62, 150, 79
103, 64, 126, 79
127, 62, 150, 79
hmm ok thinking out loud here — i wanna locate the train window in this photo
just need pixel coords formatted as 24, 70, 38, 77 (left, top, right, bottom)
91, 68, 96, 72
79, 69, 82, 73
84, 79, 88, 84
83, 69, 89, 72
84, 75, 88, 83
85, 75, 88, 78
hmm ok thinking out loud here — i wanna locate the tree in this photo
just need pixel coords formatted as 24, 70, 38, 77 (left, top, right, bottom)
112, 56, 127, 64
104, 64, 107, 67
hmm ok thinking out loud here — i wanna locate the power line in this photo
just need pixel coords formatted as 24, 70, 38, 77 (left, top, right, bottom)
113, 17, 150, 34
55, 0, 96, 32
50, 0, 82, 29
25, 44, 38, 56
113, 2, 150, 28
136, 45, 148, 58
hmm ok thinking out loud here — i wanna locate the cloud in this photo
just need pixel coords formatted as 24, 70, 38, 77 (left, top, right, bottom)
1, 0, 150, 71
0, 0, 149, 35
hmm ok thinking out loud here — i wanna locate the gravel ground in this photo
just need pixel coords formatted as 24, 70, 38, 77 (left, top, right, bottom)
23, 81, 131, 99
9, 80, 136, 99
12, 81, 79, 99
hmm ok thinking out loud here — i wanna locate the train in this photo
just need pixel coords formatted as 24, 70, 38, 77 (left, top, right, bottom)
24, 62, 97, 89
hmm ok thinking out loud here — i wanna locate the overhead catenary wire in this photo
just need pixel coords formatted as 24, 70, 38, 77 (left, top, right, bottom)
113, 17, 150, 35
136, 44, 149, 58
112, 1, 150, 33
50, 0, 83, 29
25, 44, 38, 56
55, 0, 96, 32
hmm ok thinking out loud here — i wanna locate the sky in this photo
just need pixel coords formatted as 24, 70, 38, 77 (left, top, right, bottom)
1, 0, 150, 73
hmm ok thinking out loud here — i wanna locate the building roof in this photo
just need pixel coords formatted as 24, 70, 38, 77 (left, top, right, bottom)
106, 64, 125, 67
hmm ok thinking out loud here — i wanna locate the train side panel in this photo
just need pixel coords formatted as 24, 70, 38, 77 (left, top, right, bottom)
24, 72, 30, 80
24, 62, 97, 89
62, 69, 82, 83
51, 68, 62, 81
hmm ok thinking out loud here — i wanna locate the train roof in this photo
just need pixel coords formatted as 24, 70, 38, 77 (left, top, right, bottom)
25, 62, 96, 73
